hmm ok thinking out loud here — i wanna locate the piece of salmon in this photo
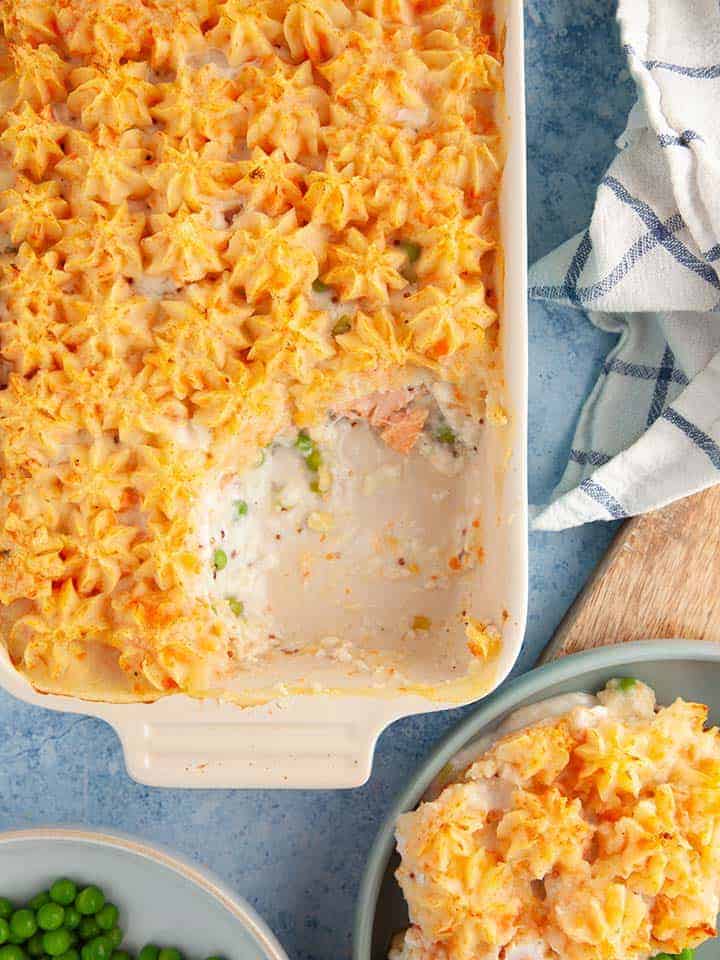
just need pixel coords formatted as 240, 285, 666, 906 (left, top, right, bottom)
337, 388, 413, 425
380, 405, 428, 454
335, 389, 428, 454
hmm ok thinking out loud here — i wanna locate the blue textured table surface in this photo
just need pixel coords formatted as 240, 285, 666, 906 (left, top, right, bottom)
0, 4, 635, 959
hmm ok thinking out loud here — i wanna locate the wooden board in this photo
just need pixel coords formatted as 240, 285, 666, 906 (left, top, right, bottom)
540, 484, 720, 662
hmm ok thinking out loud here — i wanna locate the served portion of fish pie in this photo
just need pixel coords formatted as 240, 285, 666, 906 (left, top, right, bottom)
392, 681, 720, 960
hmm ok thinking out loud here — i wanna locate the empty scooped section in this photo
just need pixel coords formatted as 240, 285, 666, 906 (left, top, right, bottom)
191, 392, 519, 698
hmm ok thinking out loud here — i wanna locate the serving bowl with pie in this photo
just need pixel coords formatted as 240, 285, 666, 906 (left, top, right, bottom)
0, 0, 526, 786
354, 641, 720, 960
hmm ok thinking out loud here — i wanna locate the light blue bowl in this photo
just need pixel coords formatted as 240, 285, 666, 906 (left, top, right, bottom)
0, 829, 288, 960
354, 640, 720, 960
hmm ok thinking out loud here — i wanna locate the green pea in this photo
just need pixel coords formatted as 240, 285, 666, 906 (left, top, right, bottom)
0, 922, 9, 946
42, 930, 72, 958
28, 895, 49, 912
435, 425, 456, 445
49, 884, 76, 910
311, 278, 330, 293
7, 933, 25, 946
227, 597, 244, 617
205, 956, 225, 960
93, 909, 116, 936
157, 949, 181, 960
62, 909, 80, 933
212, 549, 227, 572
36, 907, 63, 935
137, 946, 158, 960
80, 938, 111, 960
104, 933, 120, 953
77, 921, 99, 942
398, 240, 421, 263
24, 935, 43, 958
74, 889, 104, 918
294, 431, 313, 456
331, 317, 351, 337
111, 953, 131, 960
11, 910, 37, 941
305, 448, 322, 472
234, 499, 248, 518
0, 945, 26, 960
616, 676, 637, 691
0, 904, 12, 922
57, 951, 79, 960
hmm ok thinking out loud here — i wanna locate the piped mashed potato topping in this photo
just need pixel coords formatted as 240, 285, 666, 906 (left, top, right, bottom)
0, 0, 503, 700
391, 681, 720, 960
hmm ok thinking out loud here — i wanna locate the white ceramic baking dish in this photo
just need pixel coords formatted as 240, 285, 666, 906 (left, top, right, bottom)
0, 0, 527, 789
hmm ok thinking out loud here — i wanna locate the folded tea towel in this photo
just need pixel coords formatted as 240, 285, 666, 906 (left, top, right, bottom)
529, 0, 720, 531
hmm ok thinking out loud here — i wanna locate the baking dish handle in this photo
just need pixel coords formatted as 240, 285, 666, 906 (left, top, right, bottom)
113, 698, 407, 789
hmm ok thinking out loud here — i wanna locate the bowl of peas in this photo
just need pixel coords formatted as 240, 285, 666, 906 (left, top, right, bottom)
0, 830, 287, 960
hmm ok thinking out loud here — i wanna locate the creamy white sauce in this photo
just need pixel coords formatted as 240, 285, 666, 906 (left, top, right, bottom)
464, 775, 515, 814
195, 440, 309, 615
415, 433, 464, 477
395, 107, 430, 128
170, 420, 211, 450
133, 275, 180, 299
309, 288, 358, 322
431, 381, 485, 446
185, 48, 237, 78
503, 940, 553, 960
489, 691, 599, 736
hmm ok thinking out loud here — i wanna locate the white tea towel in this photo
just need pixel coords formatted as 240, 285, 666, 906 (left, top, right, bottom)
529, 0, 720, 531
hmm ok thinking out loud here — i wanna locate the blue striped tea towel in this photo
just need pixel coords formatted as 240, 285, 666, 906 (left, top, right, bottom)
529, 0, 720, 531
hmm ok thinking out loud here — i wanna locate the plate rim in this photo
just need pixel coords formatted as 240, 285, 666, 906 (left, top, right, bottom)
0, 826, 289, 960
352, 639, 720, 960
